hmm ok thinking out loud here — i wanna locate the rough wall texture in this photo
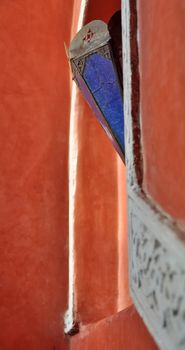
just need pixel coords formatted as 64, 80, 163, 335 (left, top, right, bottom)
139, 0, 185, 222
0, 1, 74, 349
72, 0, 132, 325
70, 305, 158, 350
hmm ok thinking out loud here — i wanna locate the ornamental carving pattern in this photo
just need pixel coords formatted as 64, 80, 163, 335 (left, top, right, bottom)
74, 57, 86, 75
73, 45, 111, 77
98, 45, 111, 60
130, 210, 185, 349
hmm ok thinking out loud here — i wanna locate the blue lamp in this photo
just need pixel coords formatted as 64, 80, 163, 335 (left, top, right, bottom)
68, 11, 124, 162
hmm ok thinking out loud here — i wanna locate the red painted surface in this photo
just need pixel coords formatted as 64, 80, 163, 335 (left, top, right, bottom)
0, 1, 159, 349
71, 305, 158, 350
72, 0, 132, 324
73, 90, 121, 323
0, 1, 75, 349
138, 1, 185, 222
85, 0, 121, 24
74, 97, 132, 322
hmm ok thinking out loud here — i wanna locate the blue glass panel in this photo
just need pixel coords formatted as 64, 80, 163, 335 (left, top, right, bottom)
83, 53, 124, 152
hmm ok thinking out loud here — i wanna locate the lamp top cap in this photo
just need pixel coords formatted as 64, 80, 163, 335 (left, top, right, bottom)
68, 20, 110, 59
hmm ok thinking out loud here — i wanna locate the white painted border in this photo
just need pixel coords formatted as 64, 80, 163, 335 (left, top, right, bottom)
64, 0, 88, 334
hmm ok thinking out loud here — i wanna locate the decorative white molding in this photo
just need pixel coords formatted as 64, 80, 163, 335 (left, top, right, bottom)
122, 0, 135, 187
129, 191, 185, 350
122, 1, 185, 349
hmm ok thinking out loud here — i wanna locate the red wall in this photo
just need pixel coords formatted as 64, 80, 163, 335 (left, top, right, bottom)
73, 93, 120, 322
0, 1, 74, 349
0, 1, 164, 349
71, 305, 158, 350
138, 1, 185, 222
72, 0, 132, 325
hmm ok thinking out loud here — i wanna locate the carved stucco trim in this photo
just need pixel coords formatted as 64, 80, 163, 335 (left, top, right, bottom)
122, 0, 142, 189
122, 0, 134, 185
122, 0, 185, 349
128, 191, 185, 350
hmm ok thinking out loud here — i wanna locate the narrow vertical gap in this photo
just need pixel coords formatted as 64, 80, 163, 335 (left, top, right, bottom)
130, 0, 143, 187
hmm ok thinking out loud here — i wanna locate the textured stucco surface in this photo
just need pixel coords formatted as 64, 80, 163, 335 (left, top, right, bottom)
139, 1, 185, 222
70, 305, 158, 350
0, 1, 75, 348
72, 0, 132, 325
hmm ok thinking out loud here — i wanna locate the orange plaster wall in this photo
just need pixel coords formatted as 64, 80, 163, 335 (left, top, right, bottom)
138, 1, 185, 222
72, 0, 131, 325
74, 90, 120, 323
70, 305, 158, 350
0, 1, 75, 349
